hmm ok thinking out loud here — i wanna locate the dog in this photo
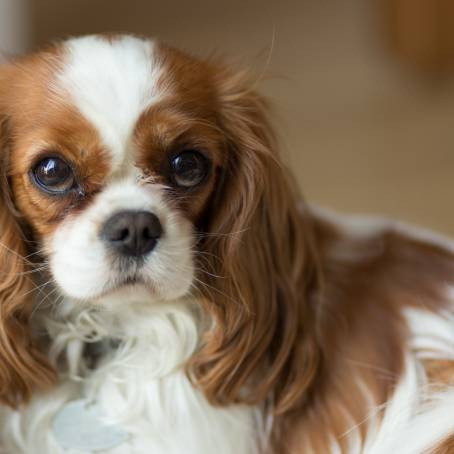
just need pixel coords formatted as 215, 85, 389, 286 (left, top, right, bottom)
0, 34, 454, 453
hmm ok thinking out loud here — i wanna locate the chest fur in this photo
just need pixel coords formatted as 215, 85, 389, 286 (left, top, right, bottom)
0, 300, 258, 454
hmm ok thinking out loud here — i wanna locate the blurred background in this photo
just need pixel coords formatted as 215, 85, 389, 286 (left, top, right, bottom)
1, 0, 454, 234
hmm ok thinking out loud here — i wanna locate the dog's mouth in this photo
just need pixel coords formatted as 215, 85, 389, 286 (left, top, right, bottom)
88, 274, 154, 303
121, 275, 143, 287
108, 274, 149, 293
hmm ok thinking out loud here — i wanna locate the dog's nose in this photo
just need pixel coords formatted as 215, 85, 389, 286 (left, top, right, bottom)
101, 210, 162, 257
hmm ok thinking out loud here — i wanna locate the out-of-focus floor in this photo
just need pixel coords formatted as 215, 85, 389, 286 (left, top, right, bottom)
30, 0, 454, 235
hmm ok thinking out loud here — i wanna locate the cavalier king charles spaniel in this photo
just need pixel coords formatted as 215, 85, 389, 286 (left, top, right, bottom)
0, 34, 454, 454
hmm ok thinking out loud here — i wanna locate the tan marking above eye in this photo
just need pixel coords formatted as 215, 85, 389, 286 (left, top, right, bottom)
8, 126, 111, 237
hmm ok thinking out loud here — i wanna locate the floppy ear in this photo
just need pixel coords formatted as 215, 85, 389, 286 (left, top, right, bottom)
0, 69, 56, 407
191, 66, 321, 415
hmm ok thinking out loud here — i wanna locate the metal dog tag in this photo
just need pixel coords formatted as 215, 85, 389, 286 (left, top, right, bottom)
52, 399, 129, 452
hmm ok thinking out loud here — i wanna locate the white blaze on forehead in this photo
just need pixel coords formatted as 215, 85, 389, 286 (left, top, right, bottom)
58, 35, 164, 172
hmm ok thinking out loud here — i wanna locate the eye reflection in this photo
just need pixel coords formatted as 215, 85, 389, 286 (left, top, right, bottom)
32, 157, 75, 194
170, 150, 209, 188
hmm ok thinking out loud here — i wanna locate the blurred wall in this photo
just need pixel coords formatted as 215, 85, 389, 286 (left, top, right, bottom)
22, 0, 454, 235
0, 0, 30, 55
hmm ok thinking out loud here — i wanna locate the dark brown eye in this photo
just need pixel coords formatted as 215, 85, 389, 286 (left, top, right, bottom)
170, 150, 209, 188
32, 157, 75, 193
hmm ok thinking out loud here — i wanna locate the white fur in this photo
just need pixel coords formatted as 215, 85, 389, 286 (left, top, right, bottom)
18, 207, 454, 454
311, 205, 454, 255
319, 306, 454, 454
49, 180, 194, 302
6, 35, 454, 451
49, 36, 194, 304
1, 36, 257, 453
59, 35, 164, 173
0, 297, 258, 453
361, 307, 454, 454
310, 207, 454, 453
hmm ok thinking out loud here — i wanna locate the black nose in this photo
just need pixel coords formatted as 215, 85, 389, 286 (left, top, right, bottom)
101, 210, 163, 257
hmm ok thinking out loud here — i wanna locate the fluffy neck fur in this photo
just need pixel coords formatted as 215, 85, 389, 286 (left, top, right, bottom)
0, 295, 259, 454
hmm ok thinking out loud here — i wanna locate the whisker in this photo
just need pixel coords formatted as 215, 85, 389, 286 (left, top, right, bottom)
191, 275, 241, 307
0, 242, 37, 266
195, 228, 250, 239
30, 289, 59, 319
20, 277, 56, 299
0, 265, 49, 277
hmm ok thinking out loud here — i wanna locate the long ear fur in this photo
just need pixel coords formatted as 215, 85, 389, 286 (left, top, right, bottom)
0, 73, 56, 407
191, 66, 321, 415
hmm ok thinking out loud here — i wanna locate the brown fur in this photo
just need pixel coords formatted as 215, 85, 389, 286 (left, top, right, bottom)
150, 46, 322, 417
0, 45, 111, 405
280, 221, 454, 452
0, 113, 57, 406
1, 52, 111, 238
155, 48, 454, 452
188, 63, 321, 416
433, 436, 454, 454
1, 36, 454, 453
424, 359, 454, 387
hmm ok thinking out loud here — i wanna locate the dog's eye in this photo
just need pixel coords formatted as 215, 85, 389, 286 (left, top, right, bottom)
32, 157, 75, 193
170, 151, 209, 188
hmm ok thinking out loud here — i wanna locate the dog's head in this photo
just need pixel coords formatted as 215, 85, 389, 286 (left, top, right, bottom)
0, 35, 319, 410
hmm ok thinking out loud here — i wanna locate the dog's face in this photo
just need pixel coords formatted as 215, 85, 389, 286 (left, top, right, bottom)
0, 35, 317, 413
3, 36, 227, 303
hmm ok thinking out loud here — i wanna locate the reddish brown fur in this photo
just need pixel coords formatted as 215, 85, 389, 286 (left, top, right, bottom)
424, 359, 454, 386
187, 63, 322, 414
1, 36, 454, 453
0, 45, 112, 405
280, 221, 454, 453
134, 104, 224, 222
2, 53, 111, 237
433, 435, 454, 454
0, 112, 57, 406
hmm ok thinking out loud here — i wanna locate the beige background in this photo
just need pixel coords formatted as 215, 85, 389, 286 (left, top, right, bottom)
8, 0, 454, 234
0, 0, 29, 55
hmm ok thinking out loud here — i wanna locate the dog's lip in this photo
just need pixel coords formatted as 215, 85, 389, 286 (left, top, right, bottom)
107, 275, 147, 293
86, 275, 151, 302
121, 275, 143, 286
